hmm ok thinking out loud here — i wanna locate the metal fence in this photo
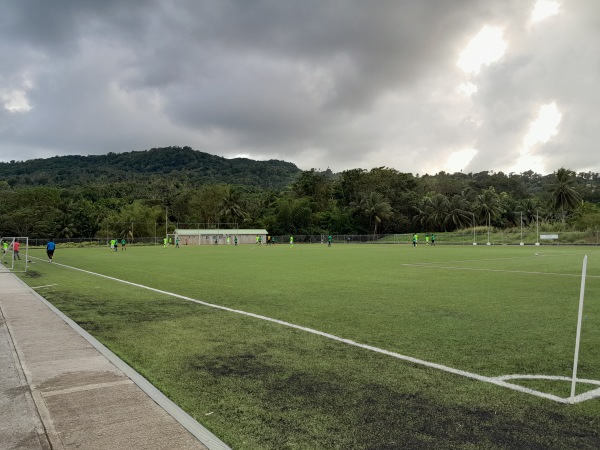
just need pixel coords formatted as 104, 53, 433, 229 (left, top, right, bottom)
27, 231, 600, 247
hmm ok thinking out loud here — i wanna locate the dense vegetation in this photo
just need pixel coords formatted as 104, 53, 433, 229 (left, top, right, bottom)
1, 146, 600, 239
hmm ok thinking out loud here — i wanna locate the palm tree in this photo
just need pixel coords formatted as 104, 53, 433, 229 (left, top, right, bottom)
427, 194, 450, 230
219, 187, 248, 226
517, 198, 542, 225
356, 191, 393, 235
475, 187, 503, 224
550, 168, 581, 227
414, 197, 433, 231
444, 194, 472, 230
57, 199, 77, 238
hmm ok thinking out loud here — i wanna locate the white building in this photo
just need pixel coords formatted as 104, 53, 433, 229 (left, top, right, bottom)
174, 229, 268, 245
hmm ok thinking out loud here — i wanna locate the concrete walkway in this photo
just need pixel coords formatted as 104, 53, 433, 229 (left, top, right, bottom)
0, 270, 230, 450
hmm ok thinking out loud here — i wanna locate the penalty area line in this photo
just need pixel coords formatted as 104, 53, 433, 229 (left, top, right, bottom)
31, 284, 58, 289
41, 258, 596, 404
400, 263, 599, 278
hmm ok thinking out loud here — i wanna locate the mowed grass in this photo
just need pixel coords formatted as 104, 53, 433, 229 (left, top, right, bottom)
19, 243, 600, 449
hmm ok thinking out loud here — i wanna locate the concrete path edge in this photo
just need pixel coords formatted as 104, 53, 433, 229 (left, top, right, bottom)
11, 274, 231, 450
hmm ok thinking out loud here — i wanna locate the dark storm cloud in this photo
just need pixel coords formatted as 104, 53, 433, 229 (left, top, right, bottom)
1, 0, 598, 175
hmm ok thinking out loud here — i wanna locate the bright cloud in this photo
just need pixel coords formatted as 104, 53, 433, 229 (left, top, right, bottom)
508, 103, 562, 174
427, 148, 478, 174
457, 26, 507, 75
457, 82, 478, 96
2, 90, 32, 113
523, 102, 562, 148
531, 0, 560, 23
445, 148, 478, 173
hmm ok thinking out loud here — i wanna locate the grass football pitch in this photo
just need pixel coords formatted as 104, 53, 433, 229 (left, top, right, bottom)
18, 243, 600, 449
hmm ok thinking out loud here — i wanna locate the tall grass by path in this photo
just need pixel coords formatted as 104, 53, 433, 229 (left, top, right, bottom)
19, 244, 600, 449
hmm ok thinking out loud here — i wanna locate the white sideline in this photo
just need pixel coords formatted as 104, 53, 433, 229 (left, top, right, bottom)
36, 258, 600, 404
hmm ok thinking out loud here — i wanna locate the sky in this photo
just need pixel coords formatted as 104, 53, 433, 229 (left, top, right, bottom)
1, 0, 598, 176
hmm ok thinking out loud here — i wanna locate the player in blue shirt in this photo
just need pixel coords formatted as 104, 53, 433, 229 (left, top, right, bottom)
46, 239, 56, 262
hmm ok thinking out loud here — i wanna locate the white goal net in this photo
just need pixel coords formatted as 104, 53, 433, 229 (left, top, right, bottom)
0, 237, 29, 272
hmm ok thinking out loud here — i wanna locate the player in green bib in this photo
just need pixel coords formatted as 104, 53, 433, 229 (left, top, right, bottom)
1, 240, 8, 261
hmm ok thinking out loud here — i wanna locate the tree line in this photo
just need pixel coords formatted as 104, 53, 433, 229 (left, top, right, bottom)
1, 147, 599, 239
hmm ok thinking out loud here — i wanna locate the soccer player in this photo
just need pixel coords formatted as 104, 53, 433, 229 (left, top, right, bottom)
431, 234, 436, 246
328, 235, 332, 247
12, 240, 21, 260
290, 235, 294, 247
46, 239, 56, 262
234, 236, 238, 246
412, 233, 418, 247
1, 240, 8, 261
425, 235, 430, 246
163, 237, 168, 248
121, 238, 127, 250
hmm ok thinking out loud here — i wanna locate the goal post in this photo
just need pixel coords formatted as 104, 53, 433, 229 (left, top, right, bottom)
0, 237, 29, 273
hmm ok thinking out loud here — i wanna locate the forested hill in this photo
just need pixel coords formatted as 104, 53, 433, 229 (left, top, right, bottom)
0, 146, 302, 189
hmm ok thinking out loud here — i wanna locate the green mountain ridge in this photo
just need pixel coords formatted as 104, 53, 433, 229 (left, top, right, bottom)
0, 146, 302, 189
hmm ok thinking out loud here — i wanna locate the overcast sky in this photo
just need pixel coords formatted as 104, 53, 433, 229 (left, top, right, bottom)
1, 0, 598, 175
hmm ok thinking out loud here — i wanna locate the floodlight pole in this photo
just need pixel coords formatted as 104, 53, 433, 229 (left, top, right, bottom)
520, 211, 524, 246
472, 212, 477, 245
535, 209, 540, 246
571, 255, 588, 403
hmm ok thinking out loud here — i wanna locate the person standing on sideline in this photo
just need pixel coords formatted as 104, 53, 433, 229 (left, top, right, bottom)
1, 240, 8, 261
12, 240, 21, 260
431, 234, 436, 246
47, 239, 56, 262
328, 235, 332, 247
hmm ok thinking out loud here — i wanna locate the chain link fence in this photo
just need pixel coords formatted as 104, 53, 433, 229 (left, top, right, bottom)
28, 230, 600, 247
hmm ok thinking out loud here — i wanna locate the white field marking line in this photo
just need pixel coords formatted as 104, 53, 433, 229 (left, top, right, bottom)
405, 253, 582, 267
494, 375, 600, 404
408, 253, 581, 266
31, 284, 58, 289
400, 263, 600, 278
37, 257, 600, 404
